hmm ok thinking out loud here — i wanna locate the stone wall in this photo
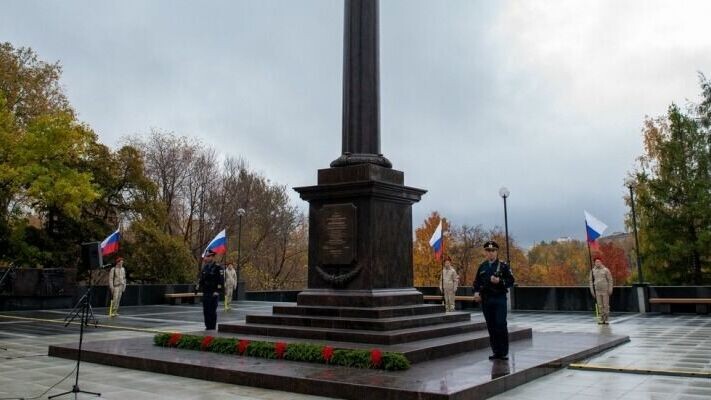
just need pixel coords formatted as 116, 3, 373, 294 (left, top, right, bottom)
511, 286, 640, 312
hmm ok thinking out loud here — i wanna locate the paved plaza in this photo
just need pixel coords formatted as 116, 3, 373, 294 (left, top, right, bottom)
0, 302, 710, 400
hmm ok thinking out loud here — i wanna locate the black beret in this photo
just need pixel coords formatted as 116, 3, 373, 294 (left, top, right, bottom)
483, 241, 499, 250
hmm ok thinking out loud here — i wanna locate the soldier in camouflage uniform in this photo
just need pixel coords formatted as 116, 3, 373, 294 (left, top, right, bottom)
224, 262, 237, 310
440, 256, 459, 312
589, 256, 613, 324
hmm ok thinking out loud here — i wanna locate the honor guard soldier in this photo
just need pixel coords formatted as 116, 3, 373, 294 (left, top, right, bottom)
473, 240, 515, 360
108, 257, 126, 317
224, 262, 237, 310
196, 250, 224, 330
440, 256, 460, 312
589, 256, 614, 324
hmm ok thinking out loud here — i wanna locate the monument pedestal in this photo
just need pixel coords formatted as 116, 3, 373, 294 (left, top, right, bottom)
219, 164, 524, 354
295, 164, 425, 293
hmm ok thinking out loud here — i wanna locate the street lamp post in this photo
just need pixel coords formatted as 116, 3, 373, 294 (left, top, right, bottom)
236, 208, 246, 300
628, 185, 644, 284
498, 187, 511, 265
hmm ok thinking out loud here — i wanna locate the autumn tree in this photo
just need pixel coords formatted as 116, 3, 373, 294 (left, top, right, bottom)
0, 43, 101, 266
128, 130, 309, 287
486, 228, 529, 285
447, 224, 486, 285
0, 42, 73, 127
413, 212, 450, 286
628, 75, 711, 284
413, 214, 529, 287
0, 42, 311, 287
1, 43, 79, 263
122, 218, 195, 283
595, 242, 631, 285
525, 240, 588, 286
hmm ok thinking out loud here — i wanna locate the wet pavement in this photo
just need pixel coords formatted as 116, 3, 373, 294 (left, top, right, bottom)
0, 302, 710, 399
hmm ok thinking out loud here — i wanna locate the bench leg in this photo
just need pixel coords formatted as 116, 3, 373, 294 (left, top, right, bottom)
660, 303, 671, 314
696, 304, 709, 314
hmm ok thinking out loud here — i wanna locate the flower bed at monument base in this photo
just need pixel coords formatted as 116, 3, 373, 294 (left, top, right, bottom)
154, 332, 410, 371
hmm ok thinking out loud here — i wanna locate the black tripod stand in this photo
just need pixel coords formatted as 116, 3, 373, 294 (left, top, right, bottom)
49, 273, 100, 399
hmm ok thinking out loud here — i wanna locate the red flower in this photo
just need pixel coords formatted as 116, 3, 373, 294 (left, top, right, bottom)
275, 342, 287, 359
322, 346, 334, 363
167, 333, 182, 347
200, 336, 214, 351
370, 349, 382, 368
237, 339, 250, 355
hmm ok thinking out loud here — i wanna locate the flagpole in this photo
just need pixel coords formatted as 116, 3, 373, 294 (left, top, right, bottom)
223, 230, 228, 310
440, 228, 445, 307
222, 231, 228, 265
586, 220, 598, 321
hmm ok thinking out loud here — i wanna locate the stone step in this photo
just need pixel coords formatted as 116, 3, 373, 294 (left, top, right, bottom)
272, 303, 446, 319
207, 325, 533, 364
245, 311, 471, 331
218, 319, 487, 345
48, 330, 630, 400
399, 326, 533, 363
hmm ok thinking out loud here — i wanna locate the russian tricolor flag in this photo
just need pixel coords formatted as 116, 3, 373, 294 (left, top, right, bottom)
584, 211, 608, 248
203, 229, 227, 257
100, 229, 121, 256
429, 220, 444, 261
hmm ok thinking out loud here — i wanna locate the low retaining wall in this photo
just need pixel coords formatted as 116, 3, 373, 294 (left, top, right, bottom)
83, 282, 247, 308
648, 286, 711, 313
246, 290, 300, 302
511, 286, 640, 312
1, 281, 246, 310
3, 281, 710, 313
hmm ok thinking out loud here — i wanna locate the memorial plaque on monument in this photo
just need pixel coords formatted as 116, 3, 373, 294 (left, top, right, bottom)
318, 203, 357, 266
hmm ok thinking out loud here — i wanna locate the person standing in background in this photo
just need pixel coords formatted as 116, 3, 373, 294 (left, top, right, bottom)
224, 262, 237, 310
440, 256, 459, 312
589, 256, 614, 324
108, 257, 126, 317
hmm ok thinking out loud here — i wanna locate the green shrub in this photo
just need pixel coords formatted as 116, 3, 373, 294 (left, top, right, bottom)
152, 333, 410, 370
153, 333, 170, 346
177, 335, 202, 350
246, 341, 275, 359
382, 352, 410, 371
331, 349, 371, 369
210, 337, 237, 354
284, 343, 323, 362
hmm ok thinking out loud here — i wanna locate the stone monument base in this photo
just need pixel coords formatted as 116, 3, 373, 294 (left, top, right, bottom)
218, 288, 530, 353
48, 330, 629, 400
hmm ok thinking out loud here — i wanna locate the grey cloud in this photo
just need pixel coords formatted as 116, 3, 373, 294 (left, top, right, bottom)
2, 0, 709, 246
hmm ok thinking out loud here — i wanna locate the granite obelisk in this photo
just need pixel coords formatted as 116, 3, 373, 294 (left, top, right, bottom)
331, 0, 390, 168
295, 0, 426, 307
220, 0, 481, 344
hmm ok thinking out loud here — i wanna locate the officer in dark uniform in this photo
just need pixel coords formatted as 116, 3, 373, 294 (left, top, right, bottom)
473, 240, 515, 360
196, 250, 224, 330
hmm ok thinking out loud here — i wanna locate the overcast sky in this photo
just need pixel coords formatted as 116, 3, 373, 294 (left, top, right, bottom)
2, 0, 710, 246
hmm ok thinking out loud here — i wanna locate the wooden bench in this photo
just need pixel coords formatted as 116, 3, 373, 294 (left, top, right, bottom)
423, 295, 477, 308
649, 298, 711, 314
165, 292, 202, 305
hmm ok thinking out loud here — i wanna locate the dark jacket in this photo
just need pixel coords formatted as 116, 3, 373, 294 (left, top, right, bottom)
198, 262, 224, 295
473, 259, 514, 297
